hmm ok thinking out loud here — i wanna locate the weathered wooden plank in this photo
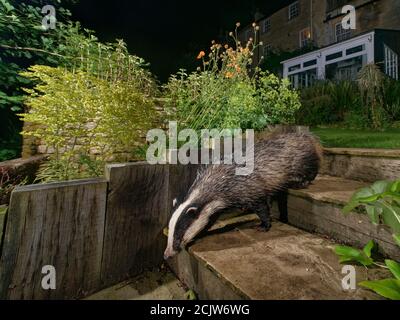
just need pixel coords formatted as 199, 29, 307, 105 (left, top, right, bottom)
321, 153, 400, 182
0, 178, 107, 300
0, 205, 7, 251
101, 163, 169, 287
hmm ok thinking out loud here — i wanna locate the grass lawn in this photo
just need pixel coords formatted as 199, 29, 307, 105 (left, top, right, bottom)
311, 127, 400, 149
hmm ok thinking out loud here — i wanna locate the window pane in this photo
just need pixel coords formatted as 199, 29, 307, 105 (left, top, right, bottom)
304, 59, 317, 67
346, 45, 364, 56
326, 51, 343, 61
289, 2, 299, 20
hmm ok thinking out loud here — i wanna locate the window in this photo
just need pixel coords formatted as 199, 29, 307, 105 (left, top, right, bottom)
385, 44, 399, 80
263, 44, 272, 57
346, 45, 365, 56
303, 59, 317, 67
262, 19, 271, 33
288, 1, 300, 20
326, 51, 343, 61
288, 64, 301, 72
289, 69, 317, 89
299, 28, 311, 48
335, 22, 351, 42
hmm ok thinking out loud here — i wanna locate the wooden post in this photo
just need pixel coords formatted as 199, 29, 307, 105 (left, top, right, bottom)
101, 163, 169, 287
0, 179, 107, 299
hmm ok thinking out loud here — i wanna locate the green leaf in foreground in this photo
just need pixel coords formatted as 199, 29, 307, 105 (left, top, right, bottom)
365, 205, 380, 225
359, 279, 400, 300
185, 290, 197, 300
380, 203, 400, 234
394, 234, 400, 247
385, 260, 400, 280
334, 245, 374, 267
362, 240, 375, 258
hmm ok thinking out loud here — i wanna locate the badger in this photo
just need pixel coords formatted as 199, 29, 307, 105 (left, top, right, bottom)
164, 132, 323, 259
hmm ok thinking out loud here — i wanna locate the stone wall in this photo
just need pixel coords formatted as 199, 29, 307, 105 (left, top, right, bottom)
21, 101, 166, 162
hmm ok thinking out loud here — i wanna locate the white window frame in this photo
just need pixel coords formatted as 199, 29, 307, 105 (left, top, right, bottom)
299, 28, 311, 48
384, 44, 399, 80
288, 1, 300, 20
282, 31, 375, 82
335, 22, 352, 42
262, 18, 271, 33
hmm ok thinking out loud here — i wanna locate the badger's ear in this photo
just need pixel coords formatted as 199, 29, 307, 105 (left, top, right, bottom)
185, 207, 198, 216
172, 198, 178, 207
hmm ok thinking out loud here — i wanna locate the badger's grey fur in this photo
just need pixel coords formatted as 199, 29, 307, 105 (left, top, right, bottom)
164, 132, 323, 259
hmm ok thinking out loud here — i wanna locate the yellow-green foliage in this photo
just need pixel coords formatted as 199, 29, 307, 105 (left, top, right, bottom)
20, 65, 158, 182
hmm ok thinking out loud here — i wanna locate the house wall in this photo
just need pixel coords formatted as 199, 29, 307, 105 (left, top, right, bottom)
257, 0, 315, 52
240, 0, 400, 62
318, 0, 400, 47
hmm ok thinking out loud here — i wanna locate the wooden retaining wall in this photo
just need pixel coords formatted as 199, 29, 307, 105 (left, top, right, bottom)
0, 163, 199, 300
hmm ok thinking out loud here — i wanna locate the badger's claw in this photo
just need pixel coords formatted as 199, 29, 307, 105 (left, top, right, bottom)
254, 222, 271, 232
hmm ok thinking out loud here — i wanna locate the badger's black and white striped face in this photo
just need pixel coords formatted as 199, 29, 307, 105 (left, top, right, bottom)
164, 190, 225, 259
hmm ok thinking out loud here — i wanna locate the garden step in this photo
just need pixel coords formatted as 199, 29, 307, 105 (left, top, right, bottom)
168, 221, 389, 300
85, 268, 187, 300
274, 175, 400, 260
321, 148, 400, 183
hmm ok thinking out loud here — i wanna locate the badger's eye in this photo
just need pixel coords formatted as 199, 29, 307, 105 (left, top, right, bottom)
185, 207, 198, 216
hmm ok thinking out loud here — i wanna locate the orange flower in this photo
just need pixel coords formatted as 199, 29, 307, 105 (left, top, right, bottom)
197, 51, 206, 59
225, 71, 234, 78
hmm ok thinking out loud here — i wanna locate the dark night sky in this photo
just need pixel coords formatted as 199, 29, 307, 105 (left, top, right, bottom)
70, 0, 293, 82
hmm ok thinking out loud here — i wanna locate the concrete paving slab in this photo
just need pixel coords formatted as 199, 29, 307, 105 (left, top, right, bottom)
86, 268, 187, 300
178, 222, 390, 300
289, 175, 368, 205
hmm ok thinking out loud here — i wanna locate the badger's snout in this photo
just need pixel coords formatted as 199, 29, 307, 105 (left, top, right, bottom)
163, 247, 179, 260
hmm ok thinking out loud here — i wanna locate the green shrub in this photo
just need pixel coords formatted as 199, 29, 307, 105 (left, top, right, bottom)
334, 180, 400, 300
357, 64, 388, 129
298, 71, 399, 129
20, 65, 158, 182
164, 24, 301, 131
383, 78, 400, 122
297, 81, 360, 126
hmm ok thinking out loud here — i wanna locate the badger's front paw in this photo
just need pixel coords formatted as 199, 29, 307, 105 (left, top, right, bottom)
254, 222, 271, 232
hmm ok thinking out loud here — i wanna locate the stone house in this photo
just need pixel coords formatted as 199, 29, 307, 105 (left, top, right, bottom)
239, 0, 400, 87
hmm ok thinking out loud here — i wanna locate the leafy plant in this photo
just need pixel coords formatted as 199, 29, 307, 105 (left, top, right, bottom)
164, 23, 301, 132
334, 240, 375, 267
20, 65, 159, 182
0, 0, 79, 160
343, 179, 400, 242
297, 80, 363, 127
335, 240, 400, 300
357, 64, 388, 129
334, 179, 400, 300
0, 0, 159, 162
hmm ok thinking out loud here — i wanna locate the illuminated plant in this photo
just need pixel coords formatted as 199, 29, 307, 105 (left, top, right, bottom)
334, 179, 400, 300
164, 23, 301, 131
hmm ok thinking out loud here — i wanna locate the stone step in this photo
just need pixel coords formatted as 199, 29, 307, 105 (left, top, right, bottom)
321, 148, 400, 183
168, 174, 399, 300
168, 221, 389, 300
275, 175, 399, 260
85, 268, 187, 300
